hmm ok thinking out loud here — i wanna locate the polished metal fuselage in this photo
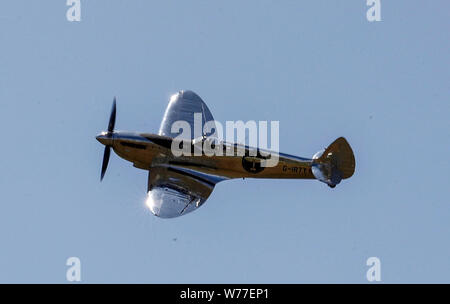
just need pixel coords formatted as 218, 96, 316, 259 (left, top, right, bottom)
96, 90, 355, 218
98, 131, 315, 181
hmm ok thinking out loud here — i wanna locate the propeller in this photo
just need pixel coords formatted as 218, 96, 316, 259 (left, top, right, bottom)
100, 145, 111, 181
99, 97, 116, 181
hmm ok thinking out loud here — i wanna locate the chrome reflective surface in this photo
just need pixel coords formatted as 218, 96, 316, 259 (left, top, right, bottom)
96, 132, 114, 146
96, 91, 356, 218
145, 165, 216, 218
311, 162, 336, 186
159, 90, 216, 140
311, 137, 355, 187
311, 149, 329, 184
312, 149, 325, 160
146, 187, 201, 218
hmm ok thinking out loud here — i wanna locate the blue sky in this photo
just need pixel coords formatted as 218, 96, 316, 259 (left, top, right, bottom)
0, 1, 448, 283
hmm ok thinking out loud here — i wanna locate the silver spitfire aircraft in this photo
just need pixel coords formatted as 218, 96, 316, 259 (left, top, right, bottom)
96, 90, 355, 218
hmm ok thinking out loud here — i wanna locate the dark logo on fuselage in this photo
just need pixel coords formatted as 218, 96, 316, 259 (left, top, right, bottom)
242, 151, 268, 174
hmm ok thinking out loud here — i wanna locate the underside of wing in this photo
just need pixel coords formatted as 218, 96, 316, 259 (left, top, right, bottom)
146, 165, 224, 218
159, 90, 216, 140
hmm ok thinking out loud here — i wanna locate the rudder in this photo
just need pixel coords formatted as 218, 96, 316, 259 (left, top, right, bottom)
312, 137, 356, 187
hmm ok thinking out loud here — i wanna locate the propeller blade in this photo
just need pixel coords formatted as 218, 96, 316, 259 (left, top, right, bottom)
100, 146, 111, 181
107, 97, 116, 134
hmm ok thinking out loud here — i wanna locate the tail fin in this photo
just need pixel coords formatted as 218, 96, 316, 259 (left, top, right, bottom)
312, 137, 356, 187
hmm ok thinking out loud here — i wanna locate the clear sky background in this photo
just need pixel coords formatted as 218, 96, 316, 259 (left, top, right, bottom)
0, 1, 448, 283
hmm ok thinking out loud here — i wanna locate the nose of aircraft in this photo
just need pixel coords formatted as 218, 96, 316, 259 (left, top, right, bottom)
96, 132, 114, 146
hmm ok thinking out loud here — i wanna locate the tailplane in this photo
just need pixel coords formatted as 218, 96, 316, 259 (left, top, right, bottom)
311, 137, 356, 188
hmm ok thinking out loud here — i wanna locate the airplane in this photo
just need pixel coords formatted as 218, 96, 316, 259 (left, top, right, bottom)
96, 90, 355, 218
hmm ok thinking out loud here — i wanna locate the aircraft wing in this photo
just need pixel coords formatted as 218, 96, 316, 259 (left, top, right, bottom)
159, 90, 217, 140
146, 164, 226, 218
